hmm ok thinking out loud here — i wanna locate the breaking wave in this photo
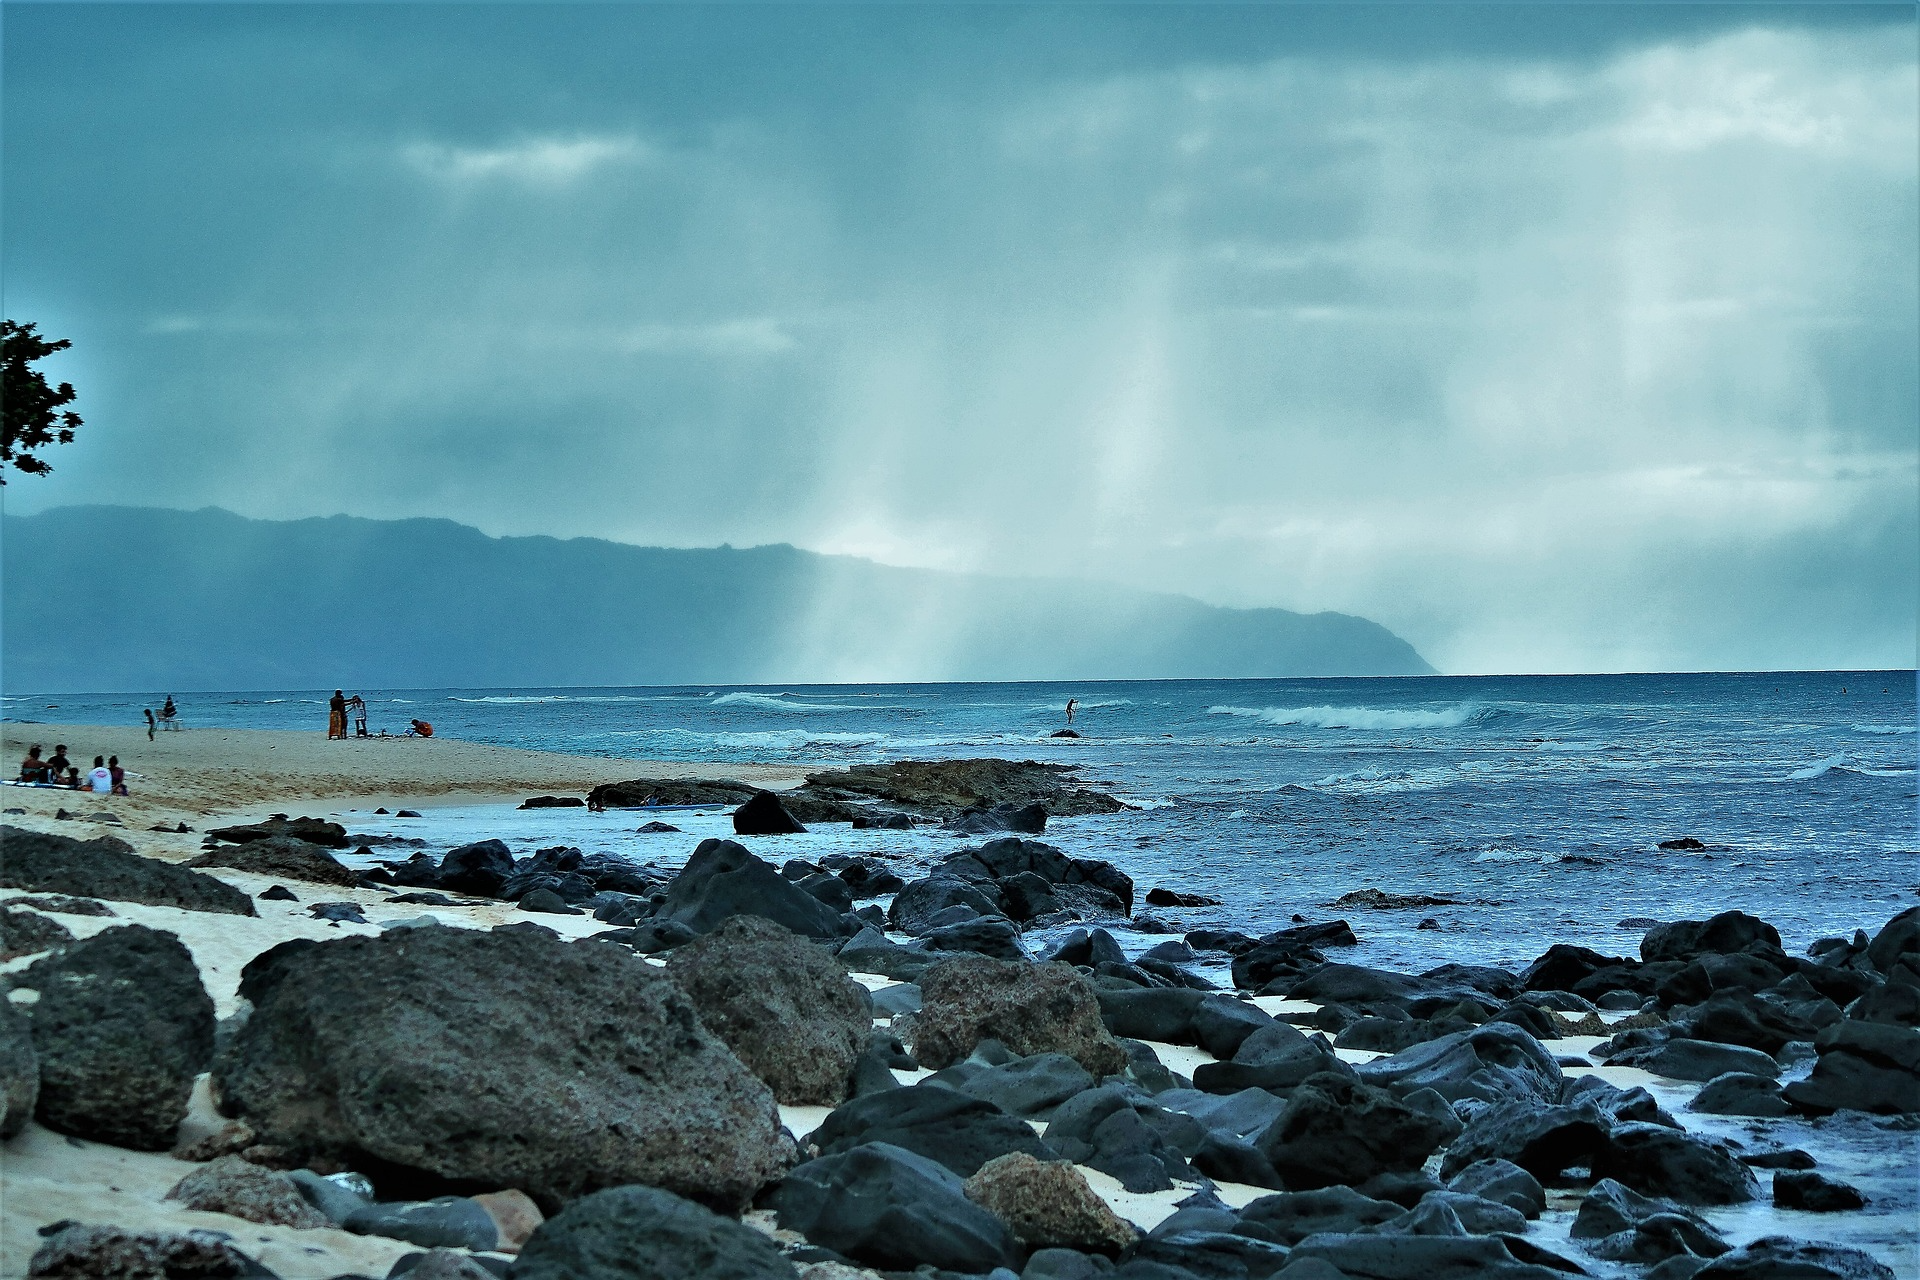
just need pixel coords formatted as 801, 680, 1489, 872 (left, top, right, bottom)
1208, 702, 1497, 731
709, 692, 869, 713
1786, 755, 1916, 781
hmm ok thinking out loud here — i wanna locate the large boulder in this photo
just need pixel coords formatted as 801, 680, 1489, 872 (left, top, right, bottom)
1234, 1187, 1404, 1245
0, 826, 255, 916
22, 924, 214, 1149
889, 876, 1001, 934
655, 839, 848, 939
773, 1141, 1022, 1273
665, 916, 872, 1104
1592, 1122, 1760, 1204
963, 1151, 1136, 1252
1254, 1071, 1456, 1190
1642, 911, 1783, 963
732, 791, 806, 836
187, 836, 361, 886
212, 926, 788, 1210
1783, 1019, 1920, 1114
513, 1184, 798, 1280
0, 999, 39, 1139
206, 815, 350, 847
1437, 1100, 1610, 1180
912, 956, 1127, 1076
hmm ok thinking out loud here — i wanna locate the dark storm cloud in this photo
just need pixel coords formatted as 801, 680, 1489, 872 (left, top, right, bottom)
3, 4, 1914, 672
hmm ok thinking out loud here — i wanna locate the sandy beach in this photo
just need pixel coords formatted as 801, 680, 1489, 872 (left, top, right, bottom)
1, 722, 808, 818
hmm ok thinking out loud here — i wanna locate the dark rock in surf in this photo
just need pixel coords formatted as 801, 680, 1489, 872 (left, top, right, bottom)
518, 795, 584, 809
212, 926, 788, 1211
665, 915, 871, 1105
0, 826, 256, 916
22, 924, 215, 1150
1641, 911, 1782, 964
1145, 887, 1223, 908
206, 815, 350, 848
1772, 1170, 1867, 1212
435, 840, 515, 897
1689, 1072, 1789, 1117
732, 790, 807, 836
945, 802, 1049, 835
889, 876, 1000, 935
1693, 1237, 1895, 1280
1782, 1018, 1920, 1114
1592, 1122, 1760, 1204
513, 1184, 798, 1280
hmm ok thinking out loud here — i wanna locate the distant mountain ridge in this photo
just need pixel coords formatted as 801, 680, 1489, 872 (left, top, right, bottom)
0, 506, 1433, 691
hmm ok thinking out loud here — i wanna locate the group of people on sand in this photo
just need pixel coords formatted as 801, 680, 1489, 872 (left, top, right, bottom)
142, 696, 179, 740
327, 689, 432, 739
16, 743, 130, 795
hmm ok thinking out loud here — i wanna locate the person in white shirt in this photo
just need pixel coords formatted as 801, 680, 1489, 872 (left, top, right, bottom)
88, 756, 112, 793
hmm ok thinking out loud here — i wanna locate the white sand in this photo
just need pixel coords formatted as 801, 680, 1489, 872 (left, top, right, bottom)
2, 722, 807, 818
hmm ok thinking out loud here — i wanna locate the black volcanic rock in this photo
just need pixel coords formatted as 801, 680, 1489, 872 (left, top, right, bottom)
0, 826, 255, 916
212, 926, 788, 1210
22, 924, 215, 1150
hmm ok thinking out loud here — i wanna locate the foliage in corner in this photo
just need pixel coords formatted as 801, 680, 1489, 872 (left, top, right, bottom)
2, 320, 85, 482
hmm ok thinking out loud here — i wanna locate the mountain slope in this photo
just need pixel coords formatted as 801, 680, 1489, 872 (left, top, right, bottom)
1, 506, 1433, 690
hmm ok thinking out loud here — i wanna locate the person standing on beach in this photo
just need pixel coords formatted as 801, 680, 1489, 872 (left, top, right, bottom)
348, 693, 368, 737
329, 690, 348, 740
144, 708, 156, 741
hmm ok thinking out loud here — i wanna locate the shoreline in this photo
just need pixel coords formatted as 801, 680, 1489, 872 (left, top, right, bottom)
1, 722, 812, 821
1, 734, 1913, 1279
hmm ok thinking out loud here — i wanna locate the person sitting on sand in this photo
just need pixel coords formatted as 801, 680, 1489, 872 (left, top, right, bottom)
17, 745, 47, 783
88, 756, 112, 793
408, 718, 434, 738
108, 756, 129, 796
63, 767, 81, 789
47, 744, 71, 781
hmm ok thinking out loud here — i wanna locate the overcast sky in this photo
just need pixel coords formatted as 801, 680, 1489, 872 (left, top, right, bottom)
3, 3, 1914, 675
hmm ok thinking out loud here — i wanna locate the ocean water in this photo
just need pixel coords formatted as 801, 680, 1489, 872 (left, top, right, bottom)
10, 671, 1916, 973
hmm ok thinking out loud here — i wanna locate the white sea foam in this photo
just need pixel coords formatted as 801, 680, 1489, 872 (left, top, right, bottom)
1851, 723, 1917, 736
448, 694, 673, 704
709, 692, 868, 713
1303, 765, 1461, 795
1207, 703, 1488, 731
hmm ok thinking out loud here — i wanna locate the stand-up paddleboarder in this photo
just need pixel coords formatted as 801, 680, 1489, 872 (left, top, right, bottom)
1065, 698, 1078, 726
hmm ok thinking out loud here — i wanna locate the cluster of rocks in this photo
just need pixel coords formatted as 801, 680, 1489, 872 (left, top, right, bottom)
583, 757, 1128, 832
3, 809, 1914, 1280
